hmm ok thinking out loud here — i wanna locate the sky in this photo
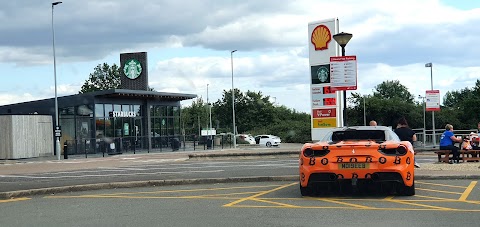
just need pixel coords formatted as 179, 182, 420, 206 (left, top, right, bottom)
1, 0, 480, 113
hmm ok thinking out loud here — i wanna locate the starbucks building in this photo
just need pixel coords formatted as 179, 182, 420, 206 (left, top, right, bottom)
0, 52, 196, 155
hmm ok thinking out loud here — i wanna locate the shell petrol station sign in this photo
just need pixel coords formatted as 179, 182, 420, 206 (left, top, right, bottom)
312, 108, 337, 128
308, 18, 341, 140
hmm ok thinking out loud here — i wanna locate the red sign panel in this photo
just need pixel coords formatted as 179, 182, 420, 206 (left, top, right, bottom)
330, 56, 357, 91
323, 98, 336, 106
312, 108, 337, 118
426, 90, 440, 112
322, 86, 335, 94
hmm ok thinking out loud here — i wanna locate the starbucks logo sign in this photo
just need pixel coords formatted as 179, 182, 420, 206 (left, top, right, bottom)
317, 66, 329, 83
123, 59, 142, 79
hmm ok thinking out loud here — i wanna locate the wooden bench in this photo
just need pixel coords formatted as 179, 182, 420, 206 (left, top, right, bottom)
435, 149, 480, 163
435, 150, 452, 163
460, 149, 480, 162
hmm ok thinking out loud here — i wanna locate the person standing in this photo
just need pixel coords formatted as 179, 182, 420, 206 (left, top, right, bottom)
394, 117, 419, 168
369, 120, 377, 126
439, 124, 463, 164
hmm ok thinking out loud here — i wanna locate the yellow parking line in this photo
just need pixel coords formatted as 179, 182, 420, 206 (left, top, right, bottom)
459, 181, 477, 201
53, 191, 259, 199
416, 181, 467, 189
191, 191, 260, 198
417, 188, 463, 195
317, 198, 373, 209
384, 197, 457, 211
0, 197, 31, 203
230, 205, 480, 211
223, 182, 297, 207
91, 184, 285, 196
47, 195, 245, 200
414, 195, 455, 201
251, 198, 299, 208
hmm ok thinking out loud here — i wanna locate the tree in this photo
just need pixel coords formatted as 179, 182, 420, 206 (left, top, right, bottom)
180, 97, 209, 136
347, 80, 420, 128
441, 79, 480, 129
79, 63, 121, 94
181, 88, 311, 143
79, 62, 156, 94
374, 80, 414, 103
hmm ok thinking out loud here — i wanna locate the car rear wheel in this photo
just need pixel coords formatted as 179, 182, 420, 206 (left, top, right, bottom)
398, 181, 415, 196
266, 142, 272, 147
300, 184, 312, 196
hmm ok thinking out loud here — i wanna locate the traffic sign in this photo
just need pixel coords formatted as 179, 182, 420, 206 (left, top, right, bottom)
426, 90, 440, 111
54, 126, 62, 137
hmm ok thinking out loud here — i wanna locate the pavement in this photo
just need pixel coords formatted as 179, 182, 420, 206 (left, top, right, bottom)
1, 143, 479, 199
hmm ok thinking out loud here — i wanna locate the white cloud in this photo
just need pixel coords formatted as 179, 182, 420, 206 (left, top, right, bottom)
0, 0, 479, 114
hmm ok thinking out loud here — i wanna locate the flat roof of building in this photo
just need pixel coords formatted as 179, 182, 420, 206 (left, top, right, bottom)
0, 89, 197, 107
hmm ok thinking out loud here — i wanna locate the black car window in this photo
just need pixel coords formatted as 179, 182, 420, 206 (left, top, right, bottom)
331, 130, 385, 142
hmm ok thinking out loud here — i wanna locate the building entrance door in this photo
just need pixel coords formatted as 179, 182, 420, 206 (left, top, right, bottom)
112, 117, 143, 152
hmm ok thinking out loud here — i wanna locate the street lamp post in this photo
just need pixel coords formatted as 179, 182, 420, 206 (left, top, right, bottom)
418, 95, 426, 147
425, 62, 436, 148
332, 32, 353, 127
231, 50, 237, 148
52, 1, 62, 160
363, 95, 366, 126
207, 84, 212, 145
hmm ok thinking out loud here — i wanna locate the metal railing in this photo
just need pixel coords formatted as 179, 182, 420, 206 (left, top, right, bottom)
412, 128, 478, 148
63, 134, 236, 158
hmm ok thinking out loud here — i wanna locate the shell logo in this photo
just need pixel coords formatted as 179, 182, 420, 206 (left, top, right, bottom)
311, 25, 332, 51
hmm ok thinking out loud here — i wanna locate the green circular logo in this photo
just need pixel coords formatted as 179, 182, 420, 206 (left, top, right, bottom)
123, 59, 142, 79
317, 66, 329, 83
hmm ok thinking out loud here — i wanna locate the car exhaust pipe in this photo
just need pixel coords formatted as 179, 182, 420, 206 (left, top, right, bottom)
329, 174, 338, 181
372, 173, 380, 181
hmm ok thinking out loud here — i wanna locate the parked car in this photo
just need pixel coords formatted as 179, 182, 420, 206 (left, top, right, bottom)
237, 134, 256, 144
255, 135, 281, 147
299, 126, 415, 196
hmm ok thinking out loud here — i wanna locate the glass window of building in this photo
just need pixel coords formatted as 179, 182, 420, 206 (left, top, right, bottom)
113, 104, 121, 112
173, 106, 180, 117
133, 105, 141, 116
122, 104, 131, 112
104, 104, 113, 118
95, 104, 104, 118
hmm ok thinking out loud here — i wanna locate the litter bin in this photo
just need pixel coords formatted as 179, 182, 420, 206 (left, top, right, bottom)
63, 141, 68, 159
172, 138, 180, 151
108, 142, 116, 154
214, 137, 221, 146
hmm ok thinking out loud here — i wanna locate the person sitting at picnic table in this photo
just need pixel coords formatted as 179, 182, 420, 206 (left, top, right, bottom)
475, 122, 480, 149
462, 132, 478, 150
439, 124, 463, 164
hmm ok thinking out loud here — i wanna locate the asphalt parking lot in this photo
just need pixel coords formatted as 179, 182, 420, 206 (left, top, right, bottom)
2, 180, 479, 210
42, 179, 479, 211
2, 180, 479, 226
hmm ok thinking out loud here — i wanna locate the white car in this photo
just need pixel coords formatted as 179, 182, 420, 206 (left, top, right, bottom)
255, 135, 281, 147
237, 134, 256, 144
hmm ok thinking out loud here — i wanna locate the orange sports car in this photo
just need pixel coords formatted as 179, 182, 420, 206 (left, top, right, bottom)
299, 126, 415, 196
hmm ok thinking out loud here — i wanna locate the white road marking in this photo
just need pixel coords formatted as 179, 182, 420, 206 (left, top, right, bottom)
0, 170, 224, 179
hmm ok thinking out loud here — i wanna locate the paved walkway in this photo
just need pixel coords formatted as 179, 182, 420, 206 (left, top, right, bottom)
1, 144, 479, 176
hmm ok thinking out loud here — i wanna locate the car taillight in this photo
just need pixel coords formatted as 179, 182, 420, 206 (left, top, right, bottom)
303, 147, 330, 157
378, 145, 408, 156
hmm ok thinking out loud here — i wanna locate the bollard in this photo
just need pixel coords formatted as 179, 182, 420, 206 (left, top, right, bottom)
63, 141, 68, 159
